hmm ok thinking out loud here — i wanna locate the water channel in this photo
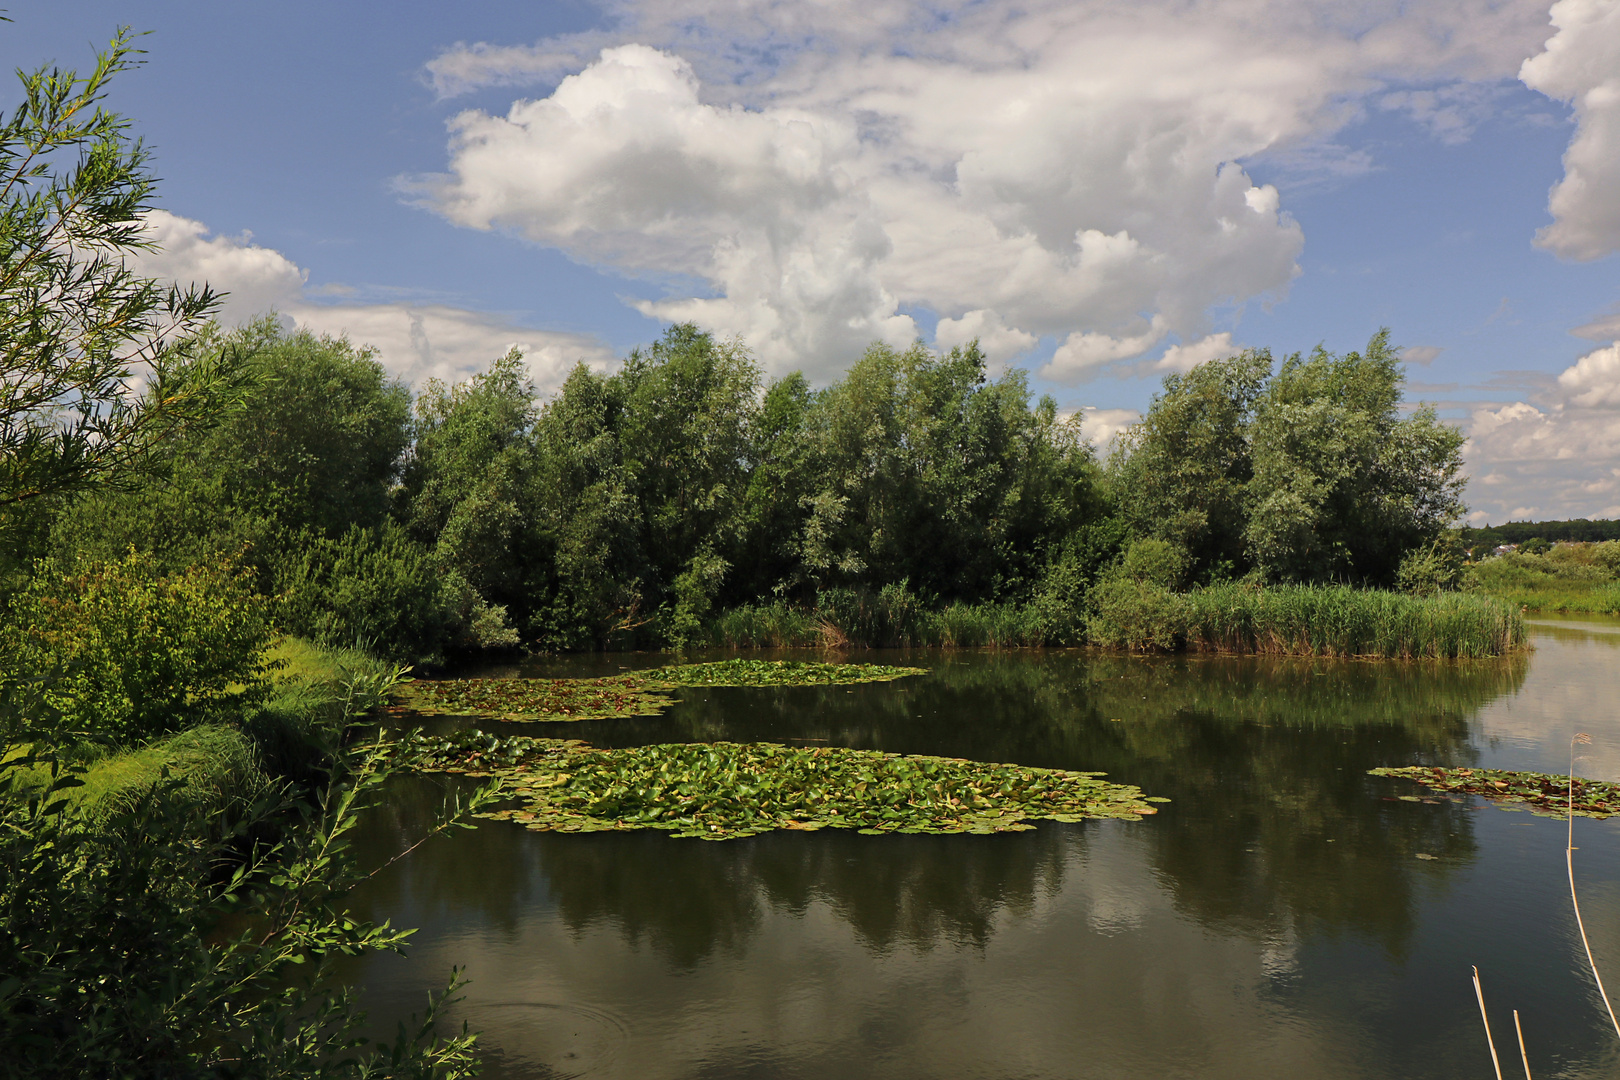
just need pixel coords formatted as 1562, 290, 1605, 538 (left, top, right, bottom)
344, 616, 1620, 1079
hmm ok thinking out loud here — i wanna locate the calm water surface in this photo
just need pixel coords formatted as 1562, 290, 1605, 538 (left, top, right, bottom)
344, 618, 1620, 1079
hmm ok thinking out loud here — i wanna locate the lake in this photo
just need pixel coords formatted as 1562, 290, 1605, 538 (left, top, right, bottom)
344, 616, 1620, 1079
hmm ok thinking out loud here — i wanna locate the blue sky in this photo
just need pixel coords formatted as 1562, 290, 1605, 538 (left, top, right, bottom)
8, 0, 1620, 522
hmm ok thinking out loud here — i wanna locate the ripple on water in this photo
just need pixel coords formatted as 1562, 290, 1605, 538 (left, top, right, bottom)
467, 1002, 630, 1080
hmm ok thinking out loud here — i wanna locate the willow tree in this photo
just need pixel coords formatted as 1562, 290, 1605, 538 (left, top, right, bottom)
0, 31, 234, 572
1114, 330, 1465, 587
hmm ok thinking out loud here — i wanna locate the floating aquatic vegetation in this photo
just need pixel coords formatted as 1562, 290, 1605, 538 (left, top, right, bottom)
647, 659, 926, 687
392, 675, 675, 722
396, 729, 1165, 840
1370, 766, 1620, 818
391, 660, 926, 722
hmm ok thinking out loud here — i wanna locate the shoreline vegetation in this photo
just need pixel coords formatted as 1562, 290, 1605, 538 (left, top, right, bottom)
701, 583, 1525, 658
1464, 542, 1620, 616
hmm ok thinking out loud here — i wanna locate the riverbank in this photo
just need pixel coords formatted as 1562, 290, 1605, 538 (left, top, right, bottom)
1467, 547, 1620, 615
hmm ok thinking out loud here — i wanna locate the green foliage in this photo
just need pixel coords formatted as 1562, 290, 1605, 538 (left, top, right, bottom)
1112, 350, 1268, 576
398, 348, 534, 640
0, 743, 489, 1078
1461, 517, 1620, 548
6, 723, 270, 834
399, 729, 1164, 839
1371, 765, 1620, 819
1086, 578, 1191, 652
274, 523, 451, 665
0, 550, 273, 744
707, 594, 1074, 648
205, 322, 411, 536
1464, 546, 1620, 613
0, 31, 224, 542
1113, 331, 1465, 587
1244, 332, 1466, 583
504, 328, 1114, 649
1117, 537, 1191, 589
1088, 581, 1524, 657
1395, 537, 1465, 596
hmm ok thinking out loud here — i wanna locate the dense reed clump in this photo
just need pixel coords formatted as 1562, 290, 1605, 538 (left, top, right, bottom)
1089, 581, 1525, 658
707, 584, 1062, 649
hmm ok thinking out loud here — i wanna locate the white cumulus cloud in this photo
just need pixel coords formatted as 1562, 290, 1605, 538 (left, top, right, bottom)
932, 309, 1038, 369
1520, 0, 1620, 261
414, 0, 1558, 380
1146, 333, 1242, 374
130, 211, 614, 389
1463, 339, 1620, 519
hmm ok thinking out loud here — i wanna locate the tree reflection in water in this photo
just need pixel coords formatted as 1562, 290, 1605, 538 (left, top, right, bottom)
350, 648, 1526, 961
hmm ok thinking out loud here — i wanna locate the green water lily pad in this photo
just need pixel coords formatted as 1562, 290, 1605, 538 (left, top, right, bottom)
648, 659, 927, 687
393, 675, 674, 722
391, 660, 927, 722
394, 730, 1163, 840
1370, 765, 1620, 819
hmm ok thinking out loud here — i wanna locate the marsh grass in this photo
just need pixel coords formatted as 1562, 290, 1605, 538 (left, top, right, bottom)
708, 596, 1058, 649
1091, 582, 1524, 658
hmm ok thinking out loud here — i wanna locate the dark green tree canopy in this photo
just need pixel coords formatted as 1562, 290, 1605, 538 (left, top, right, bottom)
1112, 330, 1465, 587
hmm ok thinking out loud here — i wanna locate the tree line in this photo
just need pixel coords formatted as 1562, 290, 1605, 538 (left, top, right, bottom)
15, 314, 1468, 662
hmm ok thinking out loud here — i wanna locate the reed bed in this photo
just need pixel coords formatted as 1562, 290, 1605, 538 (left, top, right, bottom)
707, 594, 1057, 649
1090, 581, 1525, 658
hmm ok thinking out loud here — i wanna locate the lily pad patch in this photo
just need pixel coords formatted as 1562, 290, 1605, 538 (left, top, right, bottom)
391, 660, 927, 722
1370, 766, 1620, 819
647, 659, 926, 687
392, 675, 673, 722
395, 730, 1165, 840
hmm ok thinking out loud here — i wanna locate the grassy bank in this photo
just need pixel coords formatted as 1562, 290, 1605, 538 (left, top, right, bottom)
1088, 581, 1525, 658
1466, 551, 1620, 614
7, 637, 400, 820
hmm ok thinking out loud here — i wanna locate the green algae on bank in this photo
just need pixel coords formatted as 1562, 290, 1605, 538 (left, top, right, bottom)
1370, 765, 1620, 818
391, 660, 927, 722
395, 729, 1164, 839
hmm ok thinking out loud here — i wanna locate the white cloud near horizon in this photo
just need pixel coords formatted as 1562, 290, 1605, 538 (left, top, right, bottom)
1463, 340, 1620, 521
132, 211, 616, 390
412, 0, 1559, 382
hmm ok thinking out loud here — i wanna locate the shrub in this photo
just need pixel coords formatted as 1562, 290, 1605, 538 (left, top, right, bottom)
1085, 579, 1189, 651
274, 524, 453, 664
1, 551, 273, 745
1117, 538, 1191, 589
0, 744, 483, 1078
1396, 538, 1464, 596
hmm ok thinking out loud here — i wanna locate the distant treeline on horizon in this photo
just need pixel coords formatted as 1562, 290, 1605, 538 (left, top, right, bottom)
1460, 520, 1620, 547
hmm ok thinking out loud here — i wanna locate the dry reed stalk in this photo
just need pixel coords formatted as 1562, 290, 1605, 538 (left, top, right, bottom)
1513, 1010, 1531, 1080
1475, 966, 1505, 1080
815, 618, 849, 650
1567, 733, 1620, 1041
